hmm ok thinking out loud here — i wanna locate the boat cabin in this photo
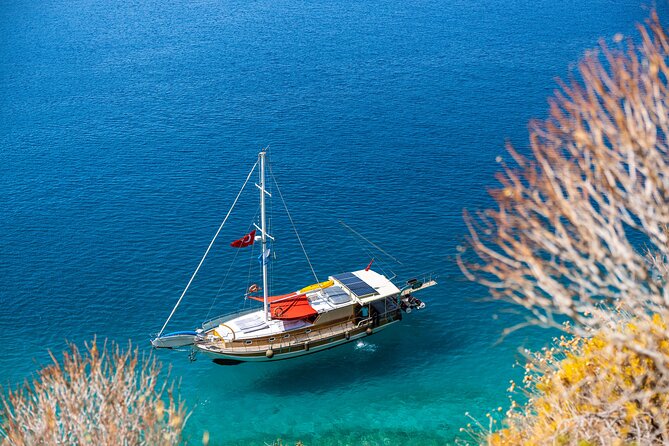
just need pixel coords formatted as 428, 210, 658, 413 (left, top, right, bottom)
209, 269, 401, 342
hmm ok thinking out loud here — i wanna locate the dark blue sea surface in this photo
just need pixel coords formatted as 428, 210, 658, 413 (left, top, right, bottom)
1, 1, 665, 444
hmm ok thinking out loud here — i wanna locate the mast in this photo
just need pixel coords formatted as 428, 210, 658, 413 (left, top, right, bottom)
259, 151, 270, 322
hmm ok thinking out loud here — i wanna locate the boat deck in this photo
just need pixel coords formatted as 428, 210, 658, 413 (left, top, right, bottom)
208, 283, 364, 341
218, 310, 313, 340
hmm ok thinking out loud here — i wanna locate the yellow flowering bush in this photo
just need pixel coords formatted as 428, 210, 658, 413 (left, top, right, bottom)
485, 314, 669, 445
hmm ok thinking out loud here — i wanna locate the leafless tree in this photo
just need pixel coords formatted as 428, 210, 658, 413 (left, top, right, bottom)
460, 12, 669, 340
459, 12, 669, 445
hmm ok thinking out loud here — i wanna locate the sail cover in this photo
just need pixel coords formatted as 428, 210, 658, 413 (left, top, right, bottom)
247, 292, 317, 320
270, 294, 317, 320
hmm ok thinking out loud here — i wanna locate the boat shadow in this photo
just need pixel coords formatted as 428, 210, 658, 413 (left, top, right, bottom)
243, 325, 463, 396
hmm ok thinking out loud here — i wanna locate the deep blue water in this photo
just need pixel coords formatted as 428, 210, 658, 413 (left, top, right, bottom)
1, 1, 666, 444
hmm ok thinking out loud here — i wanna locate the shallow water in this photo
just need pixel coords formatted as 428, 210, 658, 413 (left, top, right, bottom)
1, 0, 665, 444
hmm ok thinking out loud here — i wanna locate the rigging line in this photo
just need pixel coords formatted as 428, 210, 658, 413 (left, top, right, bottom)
240, 236, 257, 312
347, 229, 377, 265
265, 144, 273, 267
205, 241, 242, 321
244, 208, 260, 303
206, 206, 260, 320
338, 220, 404, 265
157, 160, 259, 338
268, 164, 320, 284
348, 232, 392, 277
243, 236, 256, 309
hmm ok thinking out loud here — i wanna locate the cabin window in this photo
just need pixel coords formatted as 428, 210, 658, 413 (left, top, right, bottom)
268, 337, 276, 342
283, 334, 290, 339
361, 306, 369, 317
305, 329, 312, 334
244, 340, 252, 345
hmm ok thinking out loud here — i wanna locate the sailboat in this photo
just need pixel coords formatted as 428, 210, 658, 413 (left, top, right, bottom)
151, 150, 436, 364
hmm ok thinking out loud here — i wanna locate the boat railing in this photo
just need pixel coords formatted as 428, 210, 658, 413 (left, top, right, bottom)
355, 307, 399, 328
398, 271, 436, 284
399, 271, 438, 295
355, 317, 373, 328
201, 308, 259, 331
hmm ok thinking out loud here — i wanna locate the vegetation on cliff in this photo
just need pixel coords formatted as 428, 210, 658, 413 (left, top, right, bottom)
0, 339, 187, 445
460, 11, 669, 445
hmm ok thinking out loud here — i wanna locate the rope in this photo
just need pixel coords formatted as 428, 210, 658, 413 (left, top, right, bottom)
243, 208, 260, 303
204, 206, 259, 321
269, 165, 320, 284
156, 161, 259, 338
345, 229, 393, 278
338, 220, 404, 265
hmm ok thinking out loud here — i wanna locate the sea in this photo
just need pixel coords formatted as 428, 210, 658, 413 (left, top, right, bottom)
1, 1, 665, 444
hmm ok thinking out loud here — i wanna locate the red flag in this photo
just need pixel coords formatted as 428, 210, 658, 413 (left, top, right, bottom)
230, 229, 256, 248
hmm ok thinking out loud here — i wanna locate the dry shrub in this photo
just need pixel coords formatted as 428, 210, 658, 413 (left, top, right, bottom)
459, 11, 669, 446
459, 11, 669, 338
0, 339, 187, 445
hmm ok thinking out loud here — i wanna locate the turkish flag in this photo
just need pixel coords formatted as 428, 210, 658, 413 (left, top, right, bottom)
230, 229, 256, 248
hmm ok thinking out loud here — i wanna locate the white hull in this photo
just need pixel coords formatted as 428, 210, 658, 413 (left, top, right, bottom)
197, 321, 396, 363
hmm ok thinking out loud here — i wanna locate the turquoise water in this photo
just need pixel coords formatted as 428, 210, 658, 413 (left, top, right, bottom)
1, 1, 666, 444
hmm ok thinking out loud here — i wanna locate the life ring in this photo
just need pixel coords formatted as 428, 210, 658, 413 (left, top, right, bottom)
248, 284, 260, 293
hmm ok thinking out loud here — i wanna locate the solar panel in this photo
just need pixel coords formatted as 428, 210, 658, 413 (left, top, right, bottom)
332, 272, 378, 297
333, 272, 357, 284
